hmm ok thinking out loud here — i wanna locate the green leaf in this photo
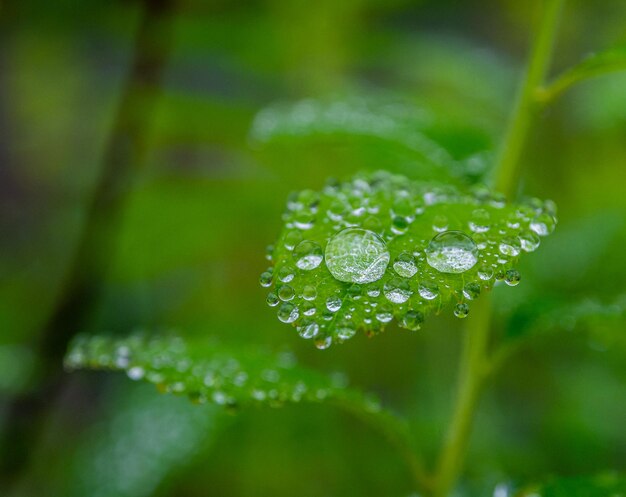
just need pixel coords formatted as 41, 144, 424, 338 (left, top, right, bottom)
518, 473, 626, 497
261, 170, 557, 348
250, 96, 489, 183
65, 334, 381, 411
539, 43, 626, 104
504, 294, 626, 345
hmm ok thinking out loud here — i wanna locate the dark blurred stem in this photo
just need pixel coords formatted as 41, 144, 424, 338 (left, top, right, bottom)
433, 1, 565, 496
0, 0, 175, 486
493, 0, 564, 198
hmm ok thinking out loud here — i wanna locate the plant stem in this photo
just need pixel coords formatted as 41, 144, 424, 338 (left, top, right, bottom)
431, 2, 565, 496
433, 297, 492, 497
493, 0, 565, 198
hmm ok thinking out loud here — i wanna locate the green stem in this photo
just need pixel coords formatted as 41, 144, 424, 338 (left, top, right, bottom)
433, 297, 492, 497
493, 0, 565, 197
431, 2, 565, 496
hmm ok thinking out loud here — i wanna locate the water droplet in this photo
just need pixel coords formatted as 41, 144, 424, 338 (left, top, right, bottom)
293, 240, 323, 270
284, 231, 303, 250
391, 215, 410, 235
432, 215, 449, 232
127, 366, 145, 381
259, 270, 273, 287
336, 323, 357, 340
454, 303, 470, 318
393, 252, 418, 278
418, 281, 439, 300
499, 236, 521, 257
325, 228, 390, 284
314, 335, 332, 350
302, 285, 317, 301
326, 296, 342, 312
530, 213, 556, 236
505, 269, 521, 286
425, 231, 478, 273
519, 230, 540, 252
463, 282, 481, 300
302, 301, 316, 316
327, 200, 346, 222
366, 287, 381, 298
469, 209, 490, 233
278, 266, 295, 282
383, 277, 412, 303
278, 284, 295, 301
294, 210, 315, 230
266, 292, 280, 307
298, 320, 319, 339
477, 264, 494, 281
401, 310, 424, 331
277, 302, 299, 323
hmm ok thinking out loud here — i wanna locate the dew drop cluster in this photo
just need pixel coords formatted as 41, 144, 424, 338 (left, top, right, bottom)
261, 171, 557, 348
65, 334, 375, 409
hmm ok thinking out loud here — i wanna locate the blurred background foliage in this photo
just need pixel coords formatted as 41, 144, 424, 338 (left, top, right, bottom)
0, 0, 625, 496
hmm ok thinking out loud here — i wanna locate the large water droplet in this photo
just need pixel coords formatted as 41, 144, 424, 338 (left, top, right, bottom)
325, 228, 390, 284
293, 240, 323, 270
425, 231, 478, 273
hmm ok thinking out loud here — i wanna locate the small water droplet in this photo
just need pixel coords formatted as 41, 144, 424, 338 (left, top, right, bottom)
477, 264, 494, 281
277, 302, 299, 323
418, 281, 439, 300
469, 209, 490, 233
259, 270, 273, 287
375, 304, 394, 323
302, 301, 317, 316
454, 303, 469, 318
284, 231, 303, 250
336, 322, 357, 340
297, 320, 319, 339
505, 268, 521, 286
530, 213, 556, 236
314, 335, 332, 350
302, 285, 317, 301
401, 310, 424, 331
391, 215, 410, 235
393, 252, 418, 278
127, 366, 145, 381
425, 231, 478, 273
278, 284, 295, 301
266, 292, 280, 307
519, 230, 540, 252
278, 266, 295, 282
499, 236, 521, 257
432, 214, 449, 232
293, 240, 323, 270
463, 282, 481, 300
326, 296, 342, 312
383, 277, 412, 303
325, 228, 390, 284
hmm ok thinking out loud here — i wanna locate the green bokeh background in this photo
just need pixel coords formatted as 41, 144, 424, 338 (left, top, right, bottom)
1, 0, 625, 496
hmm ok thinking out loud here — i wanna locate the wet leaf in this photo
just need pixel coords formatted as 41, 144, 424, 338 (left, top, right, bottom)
261, 170, 557, 348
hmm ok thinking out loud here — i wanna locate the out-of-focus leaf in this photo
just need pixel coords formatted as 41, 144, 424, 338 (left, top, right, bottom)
261, 170, 557, 347
504, 295, 626, 344
65, 384, 224, 497
539, 43, 626, 104
65, 334, 382, 412
0, 344, 35, 395
250, 96, 489, 183
518, 473, 626, 497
